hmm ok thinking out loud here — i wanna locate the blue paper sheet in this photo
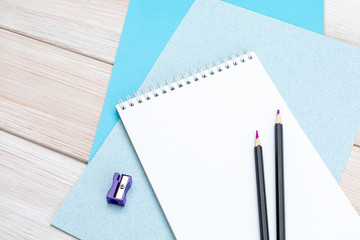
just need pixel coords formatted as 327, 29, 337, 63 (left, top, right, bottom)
225, 0, 323, 34
89, 0, 324, 162
52, 1, 358, 239
89, 0, 195, 161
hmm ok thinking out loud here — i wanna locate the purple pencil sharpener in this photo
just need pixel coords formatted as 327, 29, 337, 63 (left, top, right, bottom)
107, 173, 132, 207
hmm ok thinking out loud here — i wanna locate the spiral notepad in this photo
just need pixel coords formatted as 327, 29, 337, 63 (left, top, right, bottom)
117, 52, 360, 239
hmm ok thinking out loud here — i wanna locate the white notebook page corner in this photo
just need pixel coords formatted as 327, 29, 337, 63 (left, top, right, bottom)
118, 52, 360, 239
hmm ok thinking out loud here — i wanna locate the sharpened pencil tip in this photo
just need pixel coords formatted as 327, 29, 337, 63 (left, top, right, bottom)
255, 131, 261, 146
276, 109, 282, 124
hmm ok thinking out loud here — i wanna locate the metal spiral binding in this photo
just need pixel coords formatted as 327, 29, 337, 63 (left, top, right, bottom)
117, 51, 253, 110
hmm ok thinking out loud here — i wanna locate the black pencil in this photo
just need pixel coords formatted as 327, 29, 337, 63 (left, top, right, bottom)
275, 110, 286, 240
254, 131, 270, 240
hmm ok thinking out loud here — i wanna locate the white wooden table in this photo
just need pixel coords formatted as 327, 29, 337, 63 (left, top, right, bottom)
1, 0, 360, 238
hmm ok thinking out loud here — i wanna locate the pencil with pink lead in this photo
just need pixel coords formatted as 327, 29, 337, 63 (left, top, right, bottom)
254, 130, 269, 240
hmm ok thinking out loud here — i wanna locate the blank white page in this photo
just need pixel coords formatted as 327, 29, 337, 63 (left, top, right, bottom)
117, 52, 360, 239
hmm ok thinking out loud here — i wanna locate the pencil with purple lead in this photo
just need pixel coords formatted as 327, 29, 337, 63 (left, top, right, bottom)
254, 130, 269, 240
275, 109, 286, 240
276, 109, 281, 123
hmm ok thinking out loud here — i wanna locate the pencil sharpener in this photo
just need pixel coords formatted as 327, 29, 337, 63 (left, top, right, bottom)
107, 173, 132, 206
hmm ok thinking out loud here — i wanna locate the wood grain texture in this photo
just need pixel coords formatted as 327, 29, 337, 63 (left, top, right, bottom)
340, 145, 360, 214
0, 0, 129, 64
325, 0, 360, 47
0, 130, 85, 239
0, 0, 360, 238
0, 29, 112, 162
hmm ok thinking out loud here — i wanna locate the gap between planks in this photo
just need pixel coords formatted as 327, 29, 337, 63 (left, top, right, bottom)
339, 131, 360, 214
0, 127, 86, 164
0, 26, 116, 65
0, 29, 112, 162
340, 143, 360, 215
0, 0, 130, 64
324, 0, 360, 47
354, 133, 360, 148
0, 130, 85, 239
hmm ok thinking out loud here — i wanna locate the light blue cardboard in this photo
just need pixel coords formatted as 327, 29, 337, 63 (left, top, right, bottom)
89, 0, 324, 162
52, 1, 358, 239
53, 121, 174, 239
141, 0, 360, 181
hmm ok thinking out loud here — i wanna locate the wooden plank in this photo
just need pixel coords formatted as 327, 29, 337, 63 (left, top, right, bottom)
0, 29, 112, 162
0, 130, 85, 239
340, 145, 360, 214
0, 0, 129, 64
325, 0, 360, 47
1, 0, 359, 65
